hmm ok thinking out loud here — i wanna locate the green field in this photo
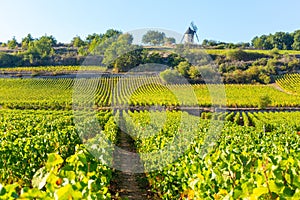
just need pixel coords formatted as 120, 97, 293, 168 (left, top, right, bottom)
0, 75, 299, 110
0, 66, 107, 75
0, 74, 299, 199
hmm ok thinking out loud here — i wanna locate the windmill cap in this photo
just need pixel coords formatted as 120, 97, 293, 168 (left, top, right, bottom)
185, 27, 195, 34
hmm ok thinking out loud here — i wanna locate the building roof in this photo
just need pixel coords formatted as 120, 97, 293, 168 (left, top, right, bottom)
185, 27, 195, 34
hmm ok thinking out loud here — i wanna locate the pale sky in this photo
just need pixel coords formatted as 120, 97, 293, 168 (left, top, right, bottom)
1, 0, 300, 43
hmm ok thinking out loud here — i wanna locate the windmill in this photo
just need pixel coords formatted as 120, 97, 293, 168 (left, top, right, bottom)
181, 22, 199, 44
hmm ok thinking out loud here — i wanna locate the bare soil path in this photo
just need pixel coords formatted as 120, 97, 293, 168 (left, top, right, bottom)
270, 83, 293, 94
110, 114, 159, 200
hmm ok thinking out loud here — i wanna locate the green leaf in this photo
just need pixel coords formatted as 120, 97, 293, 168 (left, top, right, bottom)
0, 184, 6, 196
292, 189, 300, 199
283, 187, 294, 198
102, 186, 108, 194
269, 180, 284, 194
55, 184, 74, 200
46, 153, 64, 170
20, 187, 45, 199
32, 167, 49, 189
293, 175, 300, 188
251, 187, 269, 198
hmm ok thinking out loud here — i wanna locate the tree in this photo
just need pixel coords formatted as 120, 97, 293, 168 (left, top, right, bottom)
271, 32, 293, 50
7, 37, 18, 49
142, 30, 166, 46
86, 29, 123, 54
258, 95, 272, 109
164, 37, 176, 45
176, 61, 190, 77
103, 29, 122, 40
86, 33, 102, 44
102, 33, 137, 68
160, 69, 184, 84
25, 35, 55, 61
292, 30, 300, 50
252, 36, 263, 49
117, 33, 133, 45
71, 36, 85, 47
261, 35, 273, 50
202, 39, 209, 46
0, 53, 21, 67
188, 66, 200, 79
112, 49, 143, 72
252, 35, 273, 50
36, 36, 55, 57
21, 34, 34, 50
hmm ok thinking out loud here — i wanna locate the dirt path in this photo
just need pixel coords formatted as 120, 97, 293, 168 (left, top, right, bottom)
270, 83, 293, 94
110, 115, 158, 200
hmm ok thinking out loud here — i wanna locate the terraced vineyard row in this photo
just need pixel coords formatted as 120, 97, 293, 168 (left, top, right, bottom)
0, 109, 117, 199
123, 110, 300, 199
0, 66, 107, 73
2, 109, 299, 199
1, 76, 300, 109
202, 111, 300, 129
0, 77, 300, 199
276, 73, 300, 95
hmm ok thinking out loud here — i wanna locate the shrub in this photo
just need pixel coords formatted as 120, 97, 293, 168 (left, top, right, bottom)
258, 95, 272, 109
160, 69, 186, 84
227, 49, 265, 61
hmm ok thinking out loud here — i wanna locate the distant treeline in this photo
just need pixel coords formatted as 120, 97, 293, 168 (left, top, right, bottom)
202, 30, 300, 50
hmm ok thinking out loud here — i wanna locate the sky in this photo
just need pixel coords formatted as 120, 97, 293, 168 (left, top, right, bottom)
1, 0, 300, 44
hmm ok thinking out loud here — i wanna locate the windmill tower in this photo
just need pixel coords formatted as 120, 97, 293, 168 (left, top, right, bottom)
181, 22, 199, 44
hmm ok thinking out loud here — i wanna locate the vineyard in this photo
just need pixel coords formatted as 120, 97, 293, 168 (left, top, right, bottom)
0, 74, 299, 199
0, 109, 117, 199
0, 75, 299, 109
276, 73, 300, 95
123, 110, 300, 199
0, 66, 107, 74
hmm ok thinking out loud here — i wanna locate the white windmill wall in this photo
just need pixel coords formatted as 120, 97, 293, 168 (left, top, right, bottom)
184, 34, 194, 44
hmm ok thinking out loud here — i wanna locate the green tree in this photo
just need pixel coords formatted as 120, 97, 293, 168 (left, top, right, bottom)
86, 29, 123, 54
252, 35, 273, 50
292, 30, 300, 50
112, 49, 143, 72
35, 36, 55, 57
103, 29, 122, 40
202, 39, 209, 46
0, 53, 21, 67
7, 37, 18, 49
86, 33, 102, 44
102, 33, 136, 68
164, 37, 176, 45
160, 69, 184, 84
71, 36, 85, 47
176, 61, 190, 77
258, 95, 272, 109
261, 35, 273, 50
142, 30, 166, 46
21, 34, 34, 50
188, 66, 200, 79
271, 32, 293, 50
24, 35, 55, 61
252, 36, 264, 49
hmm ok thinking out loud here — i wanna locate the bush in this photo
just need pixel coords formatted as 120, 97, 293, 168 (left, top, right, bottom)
160, 69, 186, 84
227, 49, 266, 61
258, 95, 272, 109
0, 53, 22, 67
